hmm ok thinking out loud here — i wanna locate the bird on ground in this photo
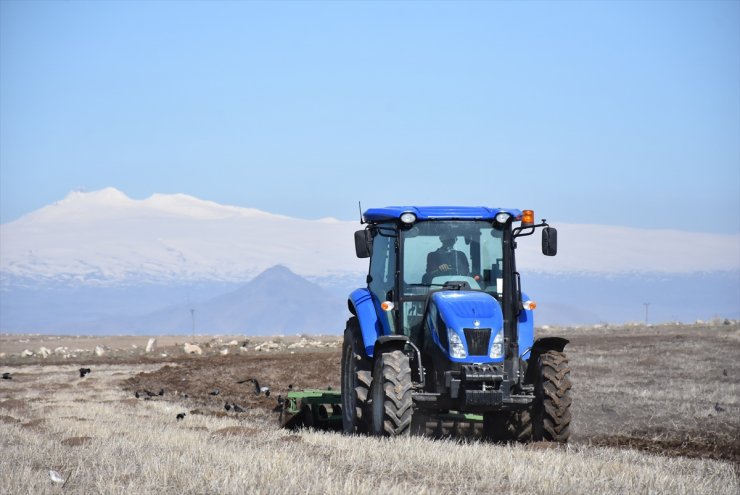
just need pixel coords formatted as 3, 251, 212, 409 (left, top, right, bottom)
715, 402, 725, 413
2, 372, 11, 380
144, 390, 157, 397
135, 391, 140, 398
723, 369, 728, 377
209, 389, 220, 396
237, 378, 263, 395
176, 413, 186, 421
79, 368, 91, 378
224, 402, 231, 411
232, 403, 246, 413
158, 388, 164, 396
261, 387, 271, 397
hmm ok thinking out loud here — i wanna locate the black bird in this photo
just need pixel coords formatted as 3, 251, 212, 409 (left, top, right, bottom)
224, 402, 232, 411
262, 387, 271, 397
232, 403, 245, 413
276, 394, 284, 406
288, 384, 293, 390
176, 413, 186, 421
715, 402, 725, 413
79, 368, 91, 378
135, 391, 140, 398
723, 369, 728, 377
2, 373, 11, 380
158, 389, 164, 396
144, 390, 157, 397
209, 389, 220, 396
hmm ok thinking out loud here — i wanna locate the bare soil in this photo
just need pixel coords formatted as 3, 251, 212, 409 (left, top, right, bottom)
3, 322, 739, 469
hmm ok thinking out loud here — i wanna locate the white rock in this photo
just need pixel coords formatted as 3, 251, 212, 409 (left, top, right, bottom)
54, 346, 68, 355
183, 343, 203, 355
38, 347, 52, 358
94, 345, 106, 357
226, 340, 239, 346
239, 346, 248, 353
21, 349, 34, 357
0, 352, 6, 358
146, 338, 157, 353
220, 348, 229, 355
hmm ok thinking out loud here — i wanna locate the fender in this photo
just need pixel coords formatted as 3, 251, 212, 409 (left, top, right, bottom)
523, 336, 570, 384
374, 335, 408, 357
348, 288, 383, 359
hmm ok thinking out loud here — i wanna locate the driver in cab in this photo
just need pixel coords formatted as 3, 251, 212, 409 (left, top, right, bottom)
423, 234, 470, 284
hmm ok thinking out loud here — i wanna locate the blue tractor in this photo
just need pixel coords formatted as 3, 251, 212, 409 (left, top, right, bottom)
341, 206, 571, 441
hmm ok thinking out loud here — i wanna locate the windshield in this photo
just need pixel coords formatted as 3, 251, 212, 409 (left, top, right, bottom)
402, 220, 504, 296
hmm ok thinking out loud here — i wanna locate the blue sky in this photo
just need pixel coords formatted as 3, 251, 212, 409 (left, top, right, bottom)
1, 0, 738, 233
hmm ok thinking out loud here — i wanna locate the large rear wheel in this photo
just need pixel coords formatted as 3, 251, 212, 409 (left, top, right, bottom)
341, 318, 371, 434
370, 350, 413, 436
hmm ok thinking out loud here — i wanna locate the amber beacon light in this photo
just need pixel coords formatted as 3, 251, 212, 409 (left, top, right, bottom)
521, 209, 535, 226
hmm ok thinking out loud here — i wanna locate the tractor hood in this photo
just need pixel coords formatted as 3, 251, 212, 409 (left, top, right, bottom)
433, 291, 504, 332
430, 291, 505, 362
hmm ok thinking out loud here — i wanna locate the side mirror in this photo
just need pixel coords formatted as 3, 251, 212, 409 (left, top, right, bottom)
354, 229, 373, 258
542, 227, 557, 256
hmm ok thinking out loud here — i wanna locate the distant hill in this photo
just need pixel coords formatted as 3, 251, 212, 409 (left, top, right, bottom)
65, 265, 350, 335
1, 188, 738, 333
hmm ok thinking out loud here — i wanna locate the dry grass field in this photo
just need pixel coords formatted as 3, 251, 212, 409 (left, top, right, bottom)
1, 322, 738, 494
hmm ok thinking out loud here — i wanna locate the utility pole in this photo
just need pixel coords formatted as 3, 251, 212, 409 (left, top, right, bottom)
643, 302, 650, 325
190, 308, 195, 339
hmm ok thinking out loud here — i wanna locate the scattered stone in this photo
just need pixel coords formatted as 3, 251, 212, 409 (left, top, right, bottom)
38, 347, 52, 358
220, 348, 229, 356
146, 338, 157, 353
21, 349, 34, 357
94, 345, 106, 357
183, 343, 203, 355
226, 339, 239, 346
54, 346, 68, 355
239, 346, 248, 353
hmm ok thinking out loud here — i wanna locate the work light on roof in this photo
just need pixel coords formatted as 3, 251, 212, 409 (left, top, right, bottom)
400, 212, 416, 224
495, 212, 511, 224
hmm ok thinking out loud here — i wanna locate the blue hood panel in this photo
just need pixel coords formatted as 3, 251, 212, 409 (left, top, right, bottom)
433, 291, 504, 363
433, 291, 504, 330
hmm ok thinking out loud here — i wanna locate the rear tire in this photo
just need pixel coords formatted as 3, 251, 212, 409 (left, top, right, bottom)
341, 318, 371, 434
371, 350, 413, 436
531, 350, 572, 442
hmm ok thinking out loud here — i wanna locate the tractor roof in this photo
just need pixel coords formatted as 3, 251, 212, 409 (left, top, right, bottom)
362, 206, 522, 223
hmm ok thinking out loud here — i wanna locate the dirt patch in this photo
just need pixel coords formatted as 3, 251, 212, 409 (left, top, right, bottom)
119, 399, 139, 407
0, 399, 28, 411
280, 435, 302, 443
21, 418, 46, 429
0, 414, 19, 424
124, 350, 340, 419
590, 425, 740, 467
211, 426, 260, 437
61, 436, 92, 446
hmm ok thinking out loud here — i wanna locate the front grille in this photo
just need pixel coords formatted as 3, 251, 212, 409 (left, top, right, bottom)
463, 328, 491, 356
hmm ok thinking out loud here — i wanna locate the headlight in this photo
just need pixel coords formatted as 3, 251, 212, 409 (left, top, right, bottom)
448, 329, 467, 359
495, 212, 511, 224
400, 212, 416, 224
489, 330, 504, 359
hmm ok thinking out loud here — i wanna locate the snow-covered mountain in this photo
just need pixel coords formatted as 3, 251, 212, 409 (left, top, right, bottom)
2, 188, 738, 287
1, 188, 738, 332
0, 187, 365, 286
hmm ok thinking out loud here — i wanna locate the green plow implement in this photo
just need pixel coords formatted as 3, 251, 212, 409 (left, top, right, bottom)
280, 389, 343, 430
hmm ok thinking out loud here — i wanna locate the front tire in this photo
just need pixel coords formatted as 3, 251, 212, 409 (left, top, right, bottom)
371, 350, 413, 436
531, 350, 572, 442
341, 318, 371, 434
